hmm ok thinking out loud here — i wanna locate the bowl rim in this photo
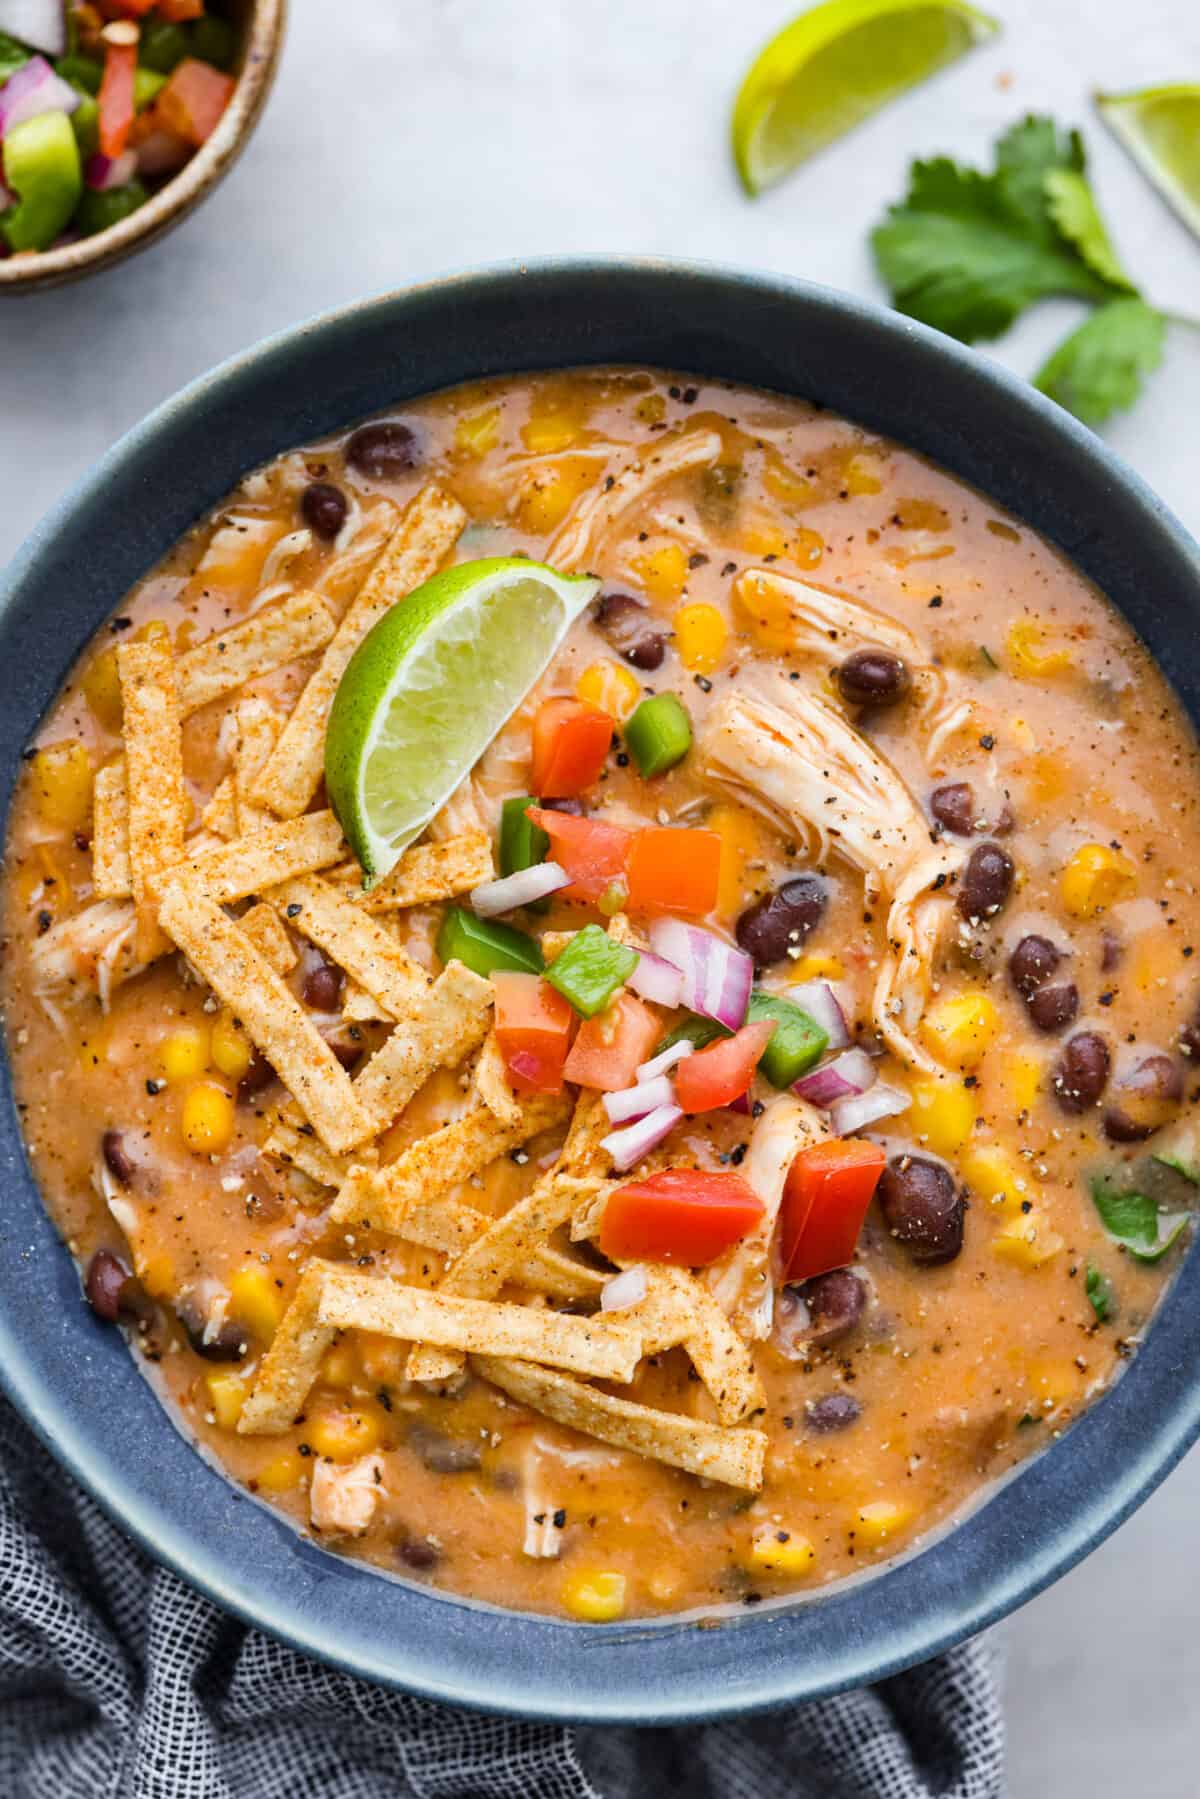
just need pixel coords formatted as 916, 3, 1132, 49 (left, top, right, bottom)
3, 256, 1200, 1723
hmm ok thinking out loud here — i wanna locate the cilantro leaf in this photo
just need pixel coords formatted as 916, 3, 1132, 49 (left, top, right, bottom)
1036, 298, 1165, 424
1085, 1260, 1116, 1324
0, 32, 30, 84
1044, 169, 1136, 290
1089, 1174, 1190, 1262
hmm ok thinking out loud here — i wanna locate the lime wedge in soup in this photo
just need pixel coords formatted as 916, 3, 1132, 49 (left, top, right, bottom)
1096, 84, 1200, 242
326, 558, 600, 885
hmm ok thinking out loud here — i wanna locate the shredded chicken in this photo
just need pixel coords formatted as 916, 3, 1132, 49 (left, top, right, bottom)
733, 567, 924, 666
706, 1094, 828, 1338
520, 1441, 564, 1559
309, 1453, 385, 1536
33, 900, 146, 1005
549, 429, 722, 571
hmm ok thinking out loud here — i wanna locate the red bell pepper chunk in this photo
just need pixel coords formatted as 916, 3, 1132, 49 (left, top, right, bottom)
98, 38, 138, 158
531, 697, 612, 798
780, 1138, 886, 1283
599, 1168, 765, 1266
674, 1020, 775, 1114
492, 972, 575, 1095
157, 0, 206, 19
562, 991, 661, 1092
156, 58, 235, 148
526, 807, 631, 904
625, 826, 721, 917
100, 1, 158, 16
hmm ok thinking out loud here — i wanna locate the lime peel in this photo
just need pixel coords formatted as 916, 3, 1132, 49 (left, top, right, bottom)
1096, 84, 1200, 242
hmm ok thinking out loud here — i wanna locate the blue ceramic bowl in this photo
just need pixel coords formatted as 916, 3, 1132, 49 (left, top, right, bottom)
3, 261, 1200, 1723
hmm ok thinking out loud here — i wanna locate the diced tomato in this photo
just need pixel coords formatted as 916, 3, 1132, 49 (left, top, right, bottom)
625, 827, 722, 917
674, 1020, 775, 1114
530, 698, 612, 798
780, 1138, 886, 1283
157, 0, 206, 19
562, 991, 660, 1091
98, 39, 138, 158
527, 808, 631, 904
156, 58, 235, 148
599, 1168, 765, 1266
99, 0, 158, 17
492, 972, 575, 1095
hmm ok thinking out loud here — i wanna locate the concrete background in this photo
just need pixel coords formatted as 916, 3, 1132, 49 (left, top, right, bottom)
2, 1, 1199, 1789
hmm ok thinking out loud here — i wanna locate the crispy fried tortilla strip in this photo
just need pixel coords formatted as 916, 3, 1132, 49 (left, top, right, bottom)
269, 874, 430, 1023
261, 1119, 349, 1188
169, 811, 347, 906
317, 1268, 640, 1381
237, 1264, 334, 1435
200, 775, 238, 841
92, 762, 131, 899
233, 697, 282, 835
357, 830, 494, 912
342, 980, 388, 1023
174, 589, 337, 717
118, 636, 188, 960
472, 1030, 523, 1126
250, 485, 467, 818
347, 962, 492, 1145
158, 889, 373, 1154
557, 1089, 613, 1180
238, 900, 297, 976
475, 1357, 767, 1489
626, 1267, 766, 1426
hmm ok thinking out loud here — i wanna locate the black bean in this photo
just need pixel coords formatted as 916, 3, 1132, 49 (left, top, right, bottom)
957, 841, 1014, 922
1026, 982, 1079, 1034
735, 876, 827, 966
328, 1038, 363, 1074
398, 1537, 439, 1572
930, 782, 976, 836
300, 481, 348, 540
408, 1423, 482, 1474
237, 1050, 277, 1104
836, 649, 911, 708
593, 593, 667, 670
179, 1306, 247, 1362
798, 1268, 866, 1345
540, 796, 586, 817
345, 421, 419, 480
1104, 1055, 1183, 1143
1008, 934, 1061, 997
806, 1393, 862, 1433
84, 1248, 133, 1323
877, 1155, 965, 1264
1101, 931, 1124, 974
302, 960, 344, 1012
1052, 1031, 1110, 1114
102, 1128, 136, 1185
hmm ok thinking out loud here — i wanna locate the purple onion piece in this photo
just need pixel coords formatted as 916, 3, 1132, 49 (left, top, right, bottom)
0, 1, 66, 55
602, 1074, 675, 1125
600, 1103, 683, 1173
636, 1040, 694, 1082
0, 55, 79, 138
787, 979, 850, 1050
649, 919, 752, 1031
830, 1083, 910, 1136
627, 948, 684, 1009
794, 1047, 877, 1109
469, 861, 569, 917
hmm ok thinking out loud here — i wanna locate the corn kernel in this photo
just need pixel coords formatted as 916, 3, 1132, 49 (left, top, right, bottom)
256, 1450, 305, 1494
228, 1267, 284, 1341
139, 1252, 176, 1300
673, 602, 728, 674
743, 1527, 816, 1577
842, 452, 884, 495
631, 541, 688, 605
521, 391, 587, 453
921, 993, 1001, 1068
305, 1400, 386, 1462
358, 1331, 408, 1386
1007, 617, 1071, 678
732, 571, 799, 654
646, 1567, 681, 1604
788, 953, 845, 982
959, 1142, 1026, 1217
763, 458, 817, 510
31, 741, 93, 832
209, 1010, 253, 1080
204, 1368, 247, 1431
1004, 1051, 1043, 1115
575, 659, 642, 722
854, 1500, 912, 1547
992, 1212, 1064, 1269
81, 646, 124, 731
739, 517, 790, 560
1060, 843, 1137, 918
160, 1026, 209, 1082
1023, 1358, 1080, 1412
634, 393, 666, 426
181, 1082, 235, 1155
908, 1076, 976, 1156
320, 1339, 361, 1390
515, 458, 594, 534
455, 404, 501, 458
1131, 933, 1178, 995
561, 1569, 627, 1622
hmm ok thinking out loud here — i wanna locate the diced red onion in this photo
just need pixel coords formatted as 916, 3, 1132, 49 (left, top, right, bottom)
0, 1, 66, 57
601, 1103, 683, 1173
830, 1083, 910, 1136
600, 1265, 648, 1312
648, 920, 752, 1032
0, 55, 78, 139
727, 1089, 752, 1115
794, 1047, 877, 1109
469, 861, 569, 918
603, 1074, 675, 1125
787, 979, 849, 1050
85, 149, 137, 191
636, 1040, 694, 1082
626, 948, 683, 1009
135, 127, 191, 179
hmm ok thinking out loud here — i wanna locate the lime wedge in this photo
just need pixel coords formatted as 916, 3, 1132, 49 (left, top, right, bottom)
326, 558, 600, 884
732, 0, 998, 196
1097, 85, 1200, 242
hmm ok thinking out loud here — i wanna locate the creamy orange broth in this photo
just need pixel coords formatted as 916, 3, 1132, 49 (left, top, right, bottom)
3, 367, 1197, 1621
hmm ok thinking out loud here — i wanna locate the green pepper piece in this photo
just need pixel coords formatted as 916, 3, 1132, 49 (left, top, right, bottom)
76, 179, 148, 237
623, 693, 693, 778
139, 19, 189, 74
1, 111, 83, 253
188, 15, 237, 70
499, 795, 550, 877
56, 53, 102, 94
655, 1013, 731, 1057
69, 91, 99, 158
747, 990, 828, 1087
0, 31, 30, 84
134, 67, 166, 110
545, 924, 638, 1018
436, 906, 544, 978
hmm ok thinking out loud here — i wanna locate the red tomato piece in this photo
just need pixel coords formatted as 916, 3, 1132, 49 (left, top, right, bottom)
562, 991, 660, 1091
156, 58, 235, 148
98, 39, 137, 158
780, 1138, 886, 1283
599, 1169, 765, 1266
526, 807, 632, 904
625, 827, 721, 917
531, 698, 612, 798
99, 0, 158, 16
492, 972, 575, 1095
674, 1020, 776, 1114
157, 0, 205, 19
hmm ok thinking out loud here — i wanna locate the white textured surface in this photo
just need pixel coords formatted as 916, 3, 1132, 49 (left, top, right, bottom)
2, 0, 1200, 1787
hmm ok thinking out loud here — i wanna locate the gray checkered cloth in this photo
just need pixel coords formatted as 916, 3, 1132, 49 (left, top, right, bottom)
0, 1396, 1005, 1797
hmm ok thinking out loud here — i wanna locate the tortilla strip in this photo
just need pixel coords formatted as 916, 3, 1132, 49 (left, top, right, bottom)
237, 900, 297, 976
237, 1264, 334, 1435
269, 874, 431, 1024
317, 1268, 641, 1382
117, 636, 188, 960
357, 830, 494, 912
475, 1357, 767, 1490
168, 811, 347, 906
233, 697, 281, 835
200, 775, 238, 841
626, 1267, 765, 1426
347, 962, 492, 1144
329, 1093, 569, 1232
472, 1030, 523, 1126
261, 1119, 349, 1189
158, 888, 373, 1154
558, 1089, 614, 1180
342, 980, 388, 1023
92, 762, 131, 899
174, 589, 337, 716
250, 484, 467, 818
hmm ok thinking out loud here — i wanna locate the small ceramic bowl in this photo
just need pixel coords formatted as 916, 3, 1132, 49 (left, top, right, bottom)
0, 0, 286, 295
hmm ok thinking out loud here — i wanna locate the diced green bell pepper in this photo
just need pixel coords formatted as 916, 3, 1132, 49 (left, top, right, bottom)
624, 693, 693, 778
189, 15, 237, 70
139, 19, 190, 75
437, 907, 544, 978
655, 1013, 730, 1057
76, 179, 148, 238
0, 31, 29, 84
55, 53, 102, 95
545, 924, 638, 1018
499, 795, 549, 877
69, 91, 99, 158
1, 111, 83, 253
134, 67, 166, 110
747, 990, 828, 1087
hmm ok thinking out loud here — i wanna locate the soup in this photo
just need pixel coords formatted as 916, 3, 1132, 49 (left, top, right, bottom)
4, 367, 1197, 1623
